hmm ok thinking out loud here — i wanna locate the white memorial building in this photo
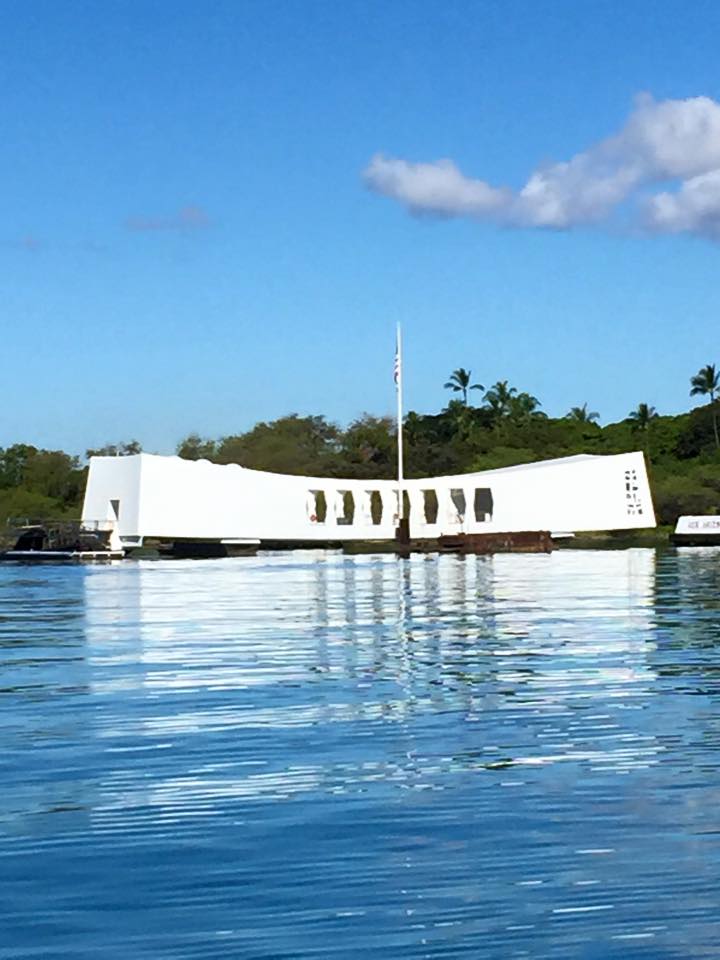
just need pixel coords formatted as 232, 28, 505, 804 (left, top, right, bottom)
81, 450, 655, 550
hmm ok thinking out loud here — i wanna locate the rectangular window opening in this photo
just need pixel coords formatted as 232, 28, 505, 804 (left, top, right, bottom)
368, 490, 383, 525
474, 488, 493, 522
308, 490, 327, 524
336, 490, 355, 525
450, 488, 466, 522
422, 489, 439, 524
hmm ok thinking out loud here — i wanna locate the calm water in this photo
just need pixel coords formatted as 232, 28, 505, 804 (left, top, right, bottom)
1, 549, 720, 959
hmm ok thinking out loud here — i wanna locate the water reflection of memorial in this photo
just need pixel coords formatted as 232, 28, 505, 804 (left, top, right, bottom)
81, 550, 662, 817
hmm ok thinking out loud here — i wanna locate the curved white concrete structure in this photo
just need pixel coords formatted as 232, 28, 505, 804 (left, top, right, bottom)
81, 451, 655, 547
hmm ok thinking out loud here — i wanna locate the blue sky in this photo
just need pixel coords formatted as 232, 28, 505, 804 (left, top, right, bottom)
4, 0, 720, 455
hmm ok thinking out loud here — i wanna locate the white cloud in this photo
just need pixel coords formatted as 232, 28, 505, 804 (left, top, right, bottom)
646, 170, 720, 237
512, 151, 642, 227
621, 94, 720, 179
362, 155, 509, 218
363, 95, 720, 239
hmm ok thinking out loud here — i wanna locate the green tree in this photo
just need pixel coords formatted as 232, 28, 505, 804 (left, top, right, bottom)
566, 404, 599, 423
404, 410, 470, 477
509, 392, 542, 423
0, 444, 84, 525
690, 363, 720, 448
0, 444, 36, 488
628, 403, 659, 459
23, 451, 84, 503
444, 368, 483, 405
86, 440, 142, 459
652, 474, 718, 526
216, 414, 340, 475
336, 414, 394, 478
442, 398, 480, 443
483, 380, 517, 419
0, 489, 66, 528
176, 434, 218, 461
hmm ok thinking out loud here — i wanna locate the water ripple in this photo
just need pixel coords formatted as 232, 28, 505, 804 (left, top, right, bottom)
1, 549, 720, 957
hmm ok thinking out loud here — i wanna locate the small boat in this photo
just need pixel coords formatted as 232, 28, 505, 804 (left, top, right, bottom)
0, 520, 124, 563
672, 516, 720, 546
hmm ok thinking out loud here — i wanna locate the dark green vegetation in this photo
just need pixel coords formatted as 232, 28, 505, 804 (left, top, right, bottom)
3, 366, 720, 530
0, 445, 86, 530
0, 442, 139, 535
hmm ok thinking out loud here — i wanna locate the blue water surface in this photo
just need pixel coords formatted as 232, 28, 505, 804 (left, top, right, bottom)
1, 549, 719, 959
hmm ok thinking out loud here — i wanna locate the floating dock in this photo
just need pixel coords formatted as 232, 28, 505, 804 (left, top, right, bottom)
0, 521, 123, 563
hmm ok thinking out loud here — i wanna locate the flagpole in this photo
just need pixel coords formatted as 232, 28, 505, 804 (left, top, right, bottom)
396, 322, 405, 523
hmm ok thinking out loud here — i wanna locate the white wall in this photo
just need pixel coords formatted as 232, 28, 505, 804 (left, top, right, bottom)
81, 451, 655, 544
81, 455, 143, 536
407, 453, 653, 537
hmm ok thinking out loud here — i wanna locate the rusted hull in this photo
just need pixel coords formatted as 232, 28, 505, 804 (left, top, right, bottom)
390, 531, 554, 555
438, 531, 553, 554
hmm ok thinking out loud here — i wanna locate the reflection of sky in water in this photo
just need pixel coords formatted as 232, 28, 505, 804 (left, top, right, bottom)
2, 549, 720, 957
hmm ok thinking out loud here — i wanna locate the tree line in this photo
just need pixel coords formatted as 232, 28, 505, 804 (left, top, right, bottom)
2, 363, 720, 529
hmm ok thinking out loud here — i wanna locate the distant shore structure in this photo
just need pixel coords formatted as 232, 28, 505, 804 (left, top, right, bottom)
672, 515, 720, 546
81, 451, 655, 553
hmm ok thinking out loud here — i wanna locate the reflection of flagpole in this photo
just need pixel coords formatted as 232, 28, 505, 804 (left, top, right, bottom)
395, 323, 404, 521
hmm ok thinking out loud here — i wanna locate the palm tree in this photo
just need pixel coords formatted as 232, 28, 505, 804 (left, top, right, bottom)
444, 398, 476, 441
628, 402, 658, 428
690, 363, 720, 448
566, 403, 599, 423
483, 380, 517, 418
510, 392, 542, 422
444, 367, 483, 405
628, 403, 659, 460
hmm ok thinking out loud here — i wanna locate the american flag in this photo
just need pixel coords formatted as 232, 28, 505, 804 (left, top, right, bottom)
394, 329, 401, 385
